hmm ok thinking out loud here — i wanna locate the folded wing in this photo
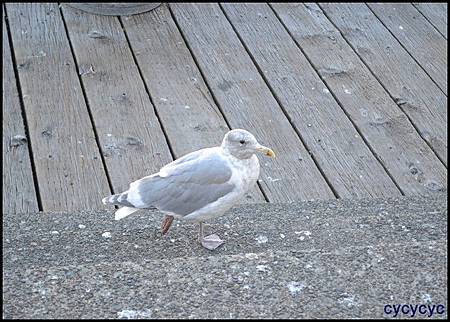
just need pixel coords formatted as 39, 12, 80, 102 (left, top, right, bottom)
126, 149, 235, 216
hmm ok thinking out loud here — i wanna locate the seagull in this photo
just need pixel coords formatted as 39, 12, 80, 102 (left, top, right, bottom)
102, 129, 275, 250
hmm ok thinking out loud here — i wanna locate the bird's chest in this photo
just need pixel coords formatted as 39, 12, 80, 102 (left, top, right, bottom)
229, 155, 260, 191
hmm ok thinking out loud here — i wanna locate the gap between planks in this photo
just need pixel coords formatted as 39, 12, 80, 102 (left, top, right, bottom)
217, 3, 402, 198
3, 5, 42, 211
117, 16, 177, 162
121, 5, 266, 202
167, 4, 271, 202
411, 3, 448, 40
317, 3, 447, 169
59, 6, 115, 197
261, 3, 404, 195
268, 2, 446, 195
218, 3, 342, 198
120, 13, 268, 202
6, 3, 113, 210
61, 3, 264, 203
366, 3, 447, 97
169, 3, 339, 201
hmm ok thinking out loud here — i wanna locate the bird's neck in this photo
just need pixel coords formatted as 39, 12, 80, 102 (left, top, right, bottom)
221, 145, 254, 160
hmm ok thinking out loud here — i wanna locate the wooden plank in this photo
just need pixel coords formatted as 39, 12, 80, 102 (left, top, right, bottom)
368, 3, 447, 94
61, 6, 173, 194
413, 3, 448, 39
120, 4, 265, 203
271, 3, 448, 195
3, 9, 39, 213
222, 3, 401, 198
320, 3, 448, 166
6, 3, 110, 211
170, 3, 334, 202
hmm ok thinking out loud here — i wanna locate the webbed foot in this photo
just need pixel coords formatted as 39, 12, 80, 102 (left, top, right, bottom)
201, 234, 224, 250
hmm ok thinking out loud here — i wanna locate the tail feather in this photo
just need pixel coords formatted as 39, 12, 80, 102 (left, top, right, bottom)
103, 192, 139, 220
102, 192, 134, 207
115, 206, 139, 220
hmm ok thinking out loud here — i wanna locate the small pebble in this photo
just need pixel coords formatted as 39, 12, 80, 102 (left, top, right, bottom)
255, 235, 268, 244
287, 281, 305, 295
102, 232, 112, 238
256, 265, 269, 272
245, 253, 259, 260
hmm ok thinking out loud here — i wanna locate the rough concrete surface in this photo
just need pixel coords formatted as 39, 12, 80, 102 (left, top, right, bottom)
3, 194, 448, 319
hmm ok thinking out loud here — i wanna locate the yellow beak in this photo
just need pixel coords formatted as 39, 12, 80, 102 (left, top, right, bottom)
257, 145, 276, 158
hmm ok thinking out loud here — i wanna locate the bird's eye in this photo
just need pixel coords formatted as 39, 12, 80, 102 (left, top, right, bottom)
239, 140, 245, 145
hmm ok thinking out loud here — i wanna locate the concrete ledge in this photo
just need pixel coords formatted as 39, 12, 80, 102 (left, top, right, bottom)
3, 194, 448, 318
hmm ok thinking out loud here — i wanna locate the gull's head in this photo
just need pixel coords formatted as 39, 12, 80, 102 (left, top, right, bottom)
221, 129, 275, 159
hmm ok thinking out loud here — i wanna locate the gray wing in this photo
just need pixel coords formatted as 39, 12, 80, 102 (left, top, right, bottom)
125, 150, 235, 216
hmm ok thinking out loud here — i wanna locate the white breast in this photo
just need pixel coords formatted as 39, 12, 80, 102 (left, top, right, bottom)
228, 154, 260, 192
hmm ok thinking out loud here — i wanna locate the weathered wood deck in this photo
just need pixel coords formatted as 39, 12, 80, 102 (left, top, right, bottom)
3, 3, 447, 213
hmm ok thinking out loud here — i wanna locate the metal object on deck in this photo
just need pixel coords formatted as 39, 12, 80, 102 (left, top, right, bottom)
64, 3, 162, 16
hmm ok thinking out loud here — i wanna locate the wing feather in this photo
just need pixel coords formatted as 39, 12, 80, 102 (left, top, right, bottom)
126, 148, 235, 215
